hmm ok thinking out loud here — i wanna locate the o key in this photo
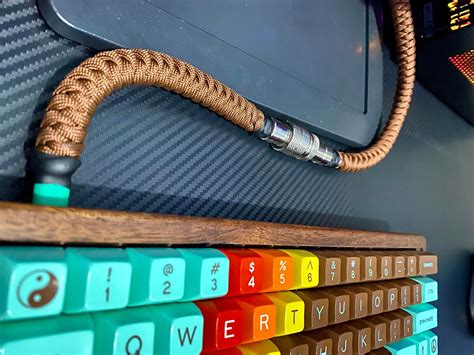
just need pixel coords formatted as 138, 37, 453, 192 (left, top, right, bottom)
195, 299, 243, 351
250, 249, 293, 292
219, 249, 263, 296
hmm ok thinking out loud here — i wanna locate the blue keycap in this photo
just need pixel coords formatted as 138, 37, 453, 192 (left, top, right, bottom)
0, 314, 93, 354
385, 338, 417, 354
407, 334, 428, 355
93, 307, 155, 355
403, 303, 438, 334
177, 248, 229, 301
127, 248, 185, 306
63, 248, 132, 313
419, 331, 438, 355
149, 302, 204, 354
0, 246, 67, 321
411, 277, 438, 303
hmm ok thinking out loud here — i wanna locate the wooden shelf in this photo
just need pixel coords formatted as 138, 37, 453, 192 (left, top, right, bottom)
0, 202, 426, 250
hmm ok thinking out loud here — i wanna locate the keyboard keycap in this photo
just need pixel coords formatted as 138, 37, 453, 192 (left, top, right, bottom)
411, 276, 438, 303
406, 333, 429, 355
403, 303, 438, 334
318, 288, 350, 324
220, 249, 263, 296
234, 294, 276, 343
238, 339, 281, 355
63, 248, 132, 313
294, 290, 329, 330
251, 249, 294, 292
418, 330, 438, 355
378, 312, 402, 343
357, 284, 384, 315
310, 251, 341, 286
356, 252, 378, 282
359, 316, 387, 349
266, 291, 304, 336
195, 298, 243, 351
271, 334, 309, 355
385, 338, 417, 354
391, 309, 413, 338
320, 326, 353, 355
0, 314, 93, 354
0, 246, 67, 321
127, 248, 185, 305
178, 248, 229, 301
92, 307, 154, 355
149, 302, 203, 354
341, 321, 371, 354
300, 330, 333, 355
280, 249, 319, 289
418, 254, 438, 275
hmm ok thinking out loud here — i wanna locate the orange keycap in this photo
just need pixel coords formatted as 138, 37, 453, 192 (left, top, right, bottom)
234, 294, 277, 343
250, 249, 293, 292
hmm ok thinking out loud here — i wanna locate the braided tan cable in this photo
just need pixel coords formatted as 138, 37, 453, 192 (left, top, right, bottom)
36, 49, 265, 157
36, 0, 415, 171
338, 0, 416, 171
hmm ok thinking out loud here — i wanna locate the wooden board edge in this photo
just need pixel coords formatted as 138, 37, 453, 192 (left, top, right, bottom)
0, 202, 426, 250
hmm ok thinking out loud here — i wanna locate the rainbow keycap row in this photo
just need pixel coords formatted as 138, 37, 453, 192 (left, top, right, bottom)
0, 247, 437, 321
0, 285, 438, 354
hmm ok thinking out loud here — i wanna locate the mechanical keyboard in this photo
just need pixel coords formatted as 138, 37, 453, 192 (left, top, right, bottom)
0, 202, 439, 354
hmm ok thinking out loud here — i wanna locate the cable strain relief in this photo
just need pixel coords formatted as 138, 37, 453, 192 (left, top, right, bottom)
31, 151, 81, 206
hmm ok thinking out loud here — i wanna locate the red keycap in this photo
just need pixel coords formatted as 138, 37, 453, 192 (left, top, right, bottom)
203, 348, 243, 355
195, 299, 244, 351
234, 294, 277, 343
219, 249, 263, 296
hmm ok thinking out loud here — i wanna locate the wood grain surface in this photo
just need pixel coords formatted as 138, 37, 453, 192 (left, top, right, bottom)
0, 202, 426, 250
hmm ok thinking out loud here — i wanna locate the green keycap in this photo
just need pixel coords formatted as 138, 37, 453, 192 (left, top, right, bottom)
0, 246, 67, 321
127, 248, 185, 306
93, 307, 154, 355
385, 338, 417, 354
149, 302, 203, 354
403, 303, 438, 334
63, 248, 132, 313
177, 248, 229, 301
419, 331, 438, 355
0, 314, 93, 354
411, 277, 438, 303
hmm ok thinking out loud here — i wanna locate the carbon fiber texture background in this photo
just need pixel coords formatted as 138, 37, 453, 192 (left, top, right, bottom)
1, 1, 474, 351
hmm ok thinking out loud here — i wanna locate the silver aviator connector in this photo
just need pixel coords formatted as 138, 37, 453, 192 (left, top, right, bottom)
256, 116, 340, 168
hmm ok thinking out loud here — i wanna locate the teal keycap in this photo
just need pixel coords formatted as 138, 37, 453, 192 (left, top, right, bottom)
411, 277, 438, 303
419, 331, 438, 355
93, 307, 154, 355
127, 248, 185, 306
407, 334, 428, 355
403, 303, 438, 334
385, 338, 417, 354
0, 246, 67, 321
63, 248, 132, 313
149, 302, 203, 354
0, 313, 93, 354
177, 248, 229, 301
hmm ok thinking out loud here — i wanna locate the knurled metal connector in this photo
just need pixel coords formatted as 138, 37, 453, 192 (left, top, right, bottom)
257, 116, 340, 168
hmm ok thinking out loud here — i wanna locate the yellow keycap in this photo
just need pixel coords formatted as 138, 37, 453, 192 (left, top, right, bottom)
239, 340, 281, 355
281, 249, 319, 289
265, 291, 305, 336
